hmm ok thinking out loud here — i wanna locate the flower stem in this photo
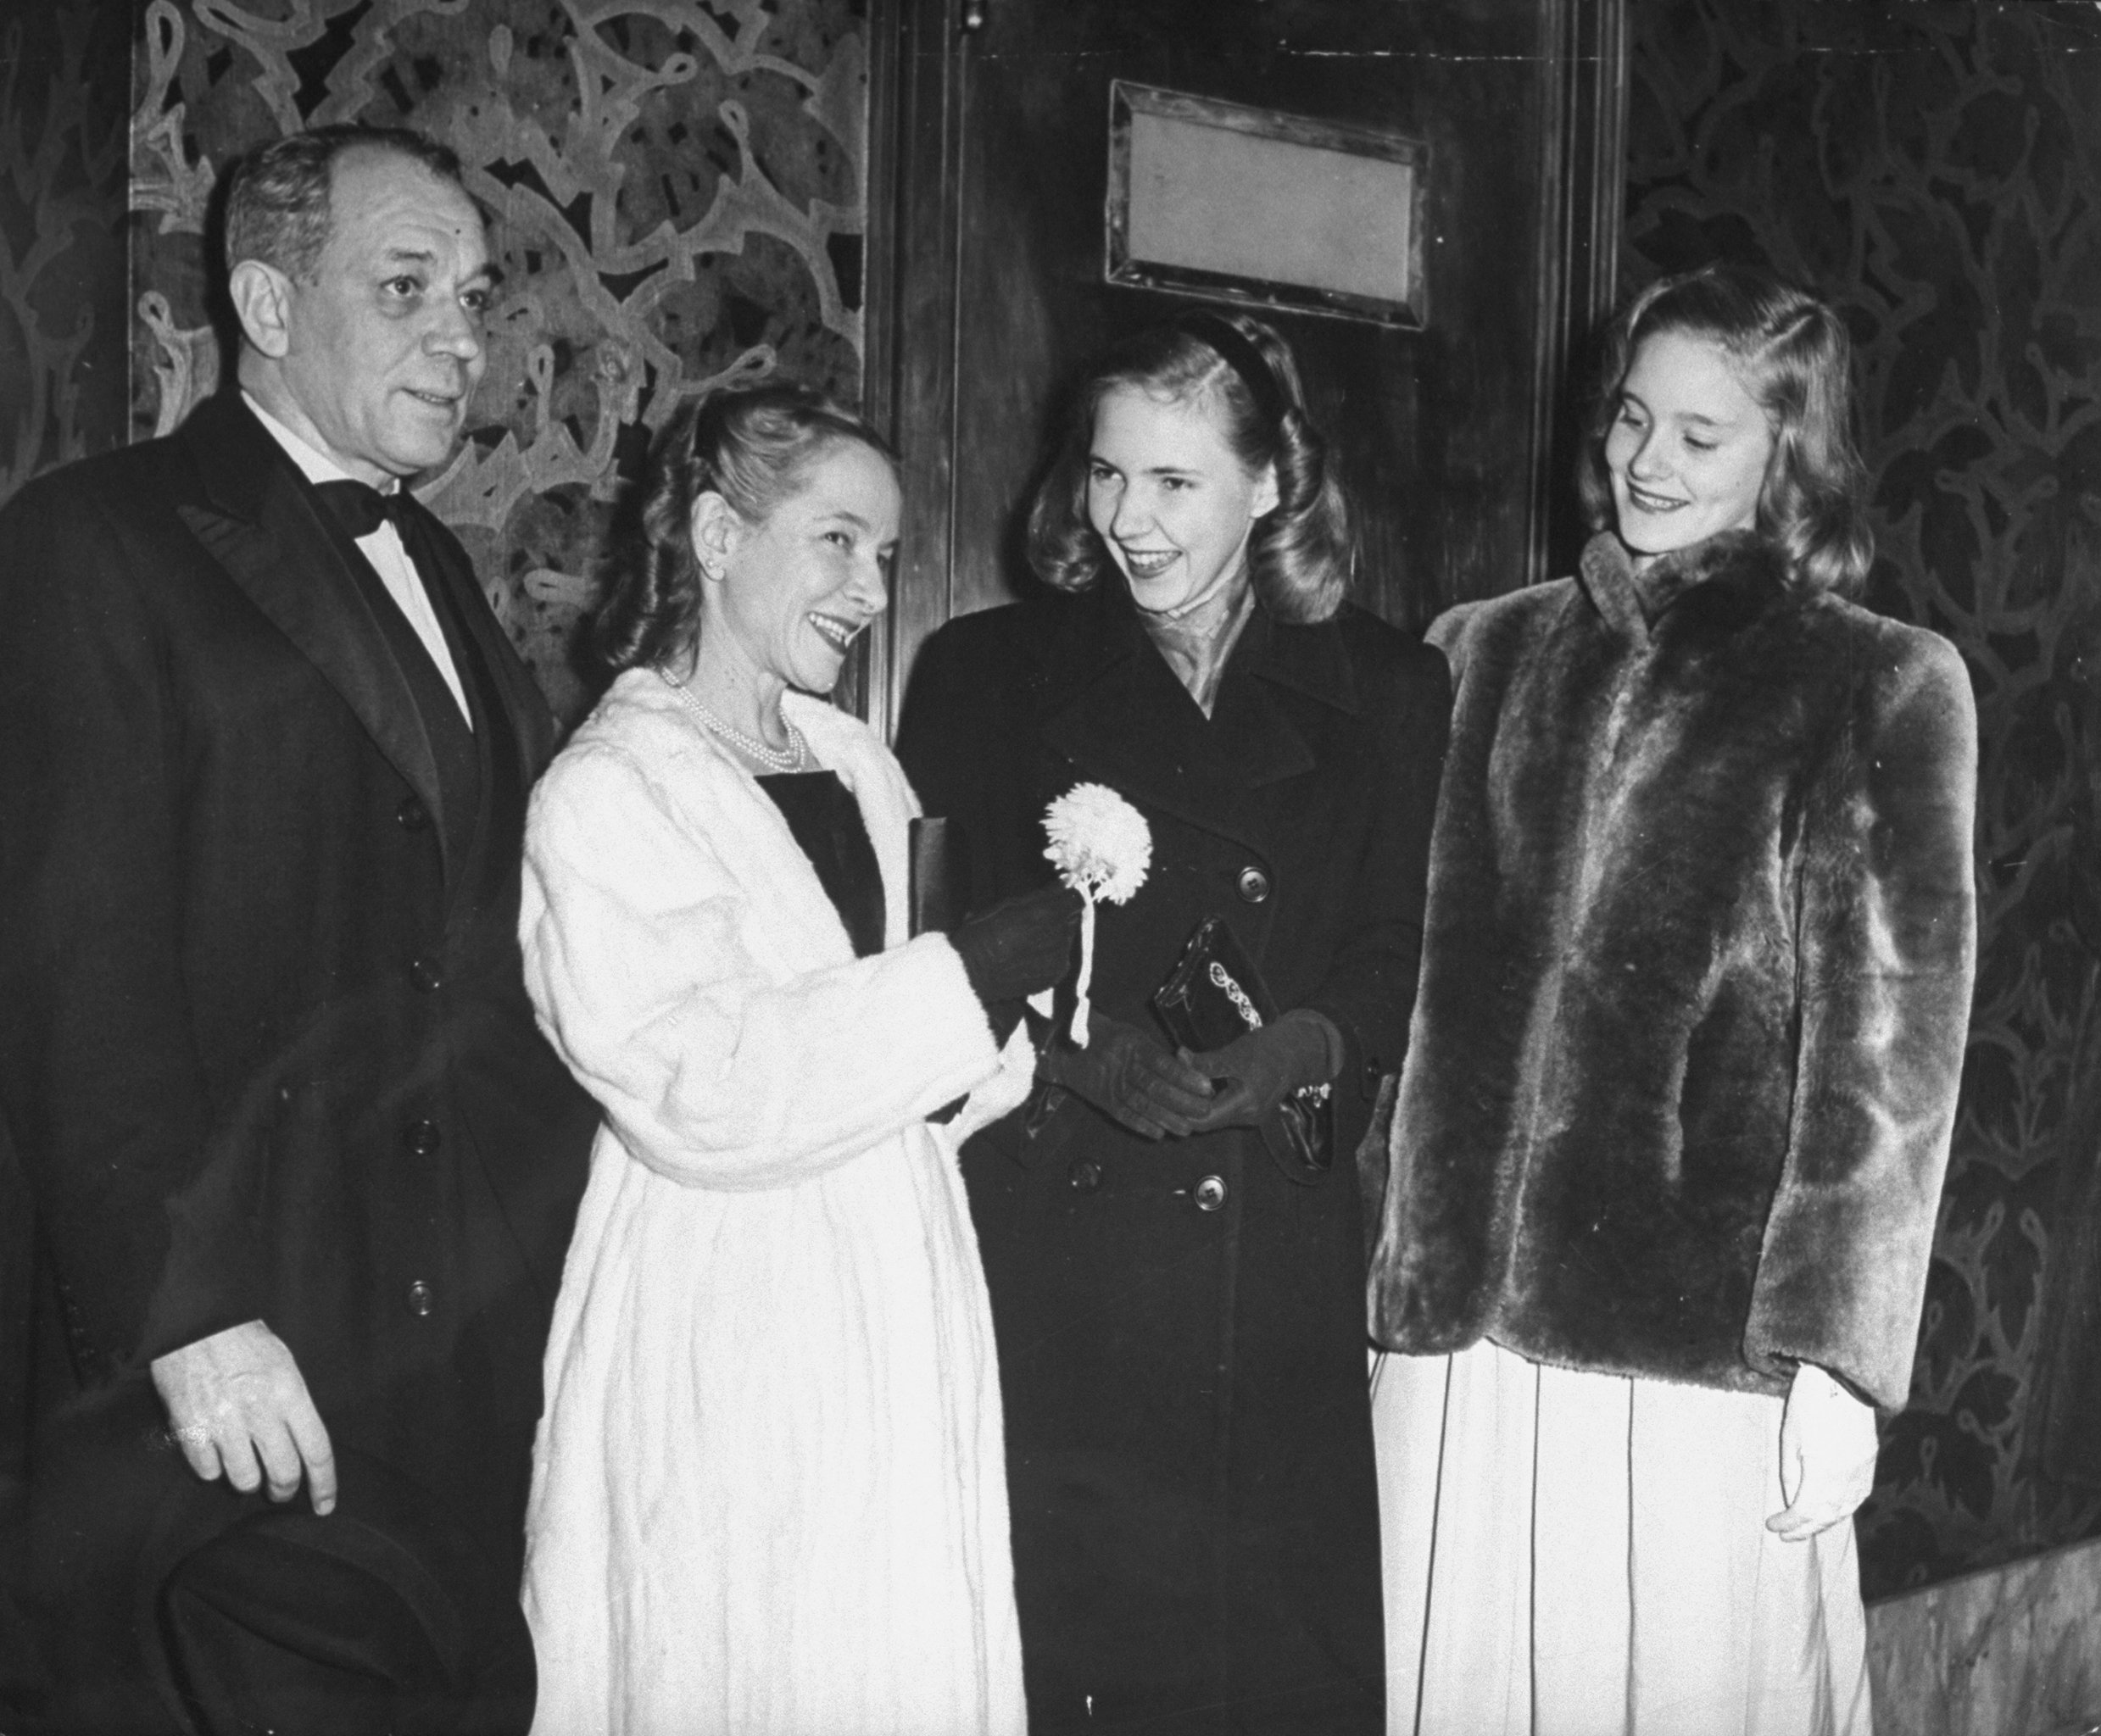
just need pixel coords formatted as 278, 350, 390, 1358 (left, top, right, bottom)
1072, 895, 1099, 1046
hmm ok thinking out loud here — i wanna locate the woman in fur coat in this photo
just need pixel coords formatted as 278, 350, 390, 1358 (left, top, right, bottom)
516, 385, 1079, 1735
1368, 264, 1977, 1733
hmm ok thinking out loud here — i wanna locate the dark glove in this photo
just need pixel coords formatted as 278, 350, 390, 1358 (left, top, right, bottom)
1039, 1011, 1217, 1140
950, 884, 1084, 1006
1183, 1009, 1342, 1132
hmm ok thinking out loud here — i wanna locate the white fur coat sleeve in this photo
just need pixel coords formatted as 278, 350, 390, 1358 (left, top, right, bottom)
520, 676, 1011, 1191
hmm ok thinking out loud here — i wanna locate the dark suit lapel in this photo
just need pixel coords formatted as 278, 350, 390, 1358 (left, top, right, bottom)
177, 396, 449, 845
415, 526, 556, 784
1039, 589, 1321, 857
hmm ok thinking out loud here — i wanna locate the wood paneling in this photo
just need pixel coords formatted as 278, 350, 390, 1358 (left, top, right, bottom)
862, 0, 1628, 735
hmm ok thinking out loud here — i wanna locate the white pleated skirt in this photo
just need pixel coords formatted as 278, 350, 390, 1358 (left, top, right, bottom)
1372, 1338, 1871, 1736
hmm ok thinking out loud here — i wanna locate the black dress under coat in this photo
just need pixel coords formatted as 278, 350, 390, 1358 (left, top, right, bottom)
896, 580, 1451, 1734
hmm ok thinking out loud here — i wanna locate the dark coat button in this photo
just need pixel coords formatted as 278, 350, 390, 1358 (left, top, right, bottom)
409, 958, 443, 993
1236, 865, 1272, 904
402, 1118, 442, 1156
1068, 1157, 1103, 1193
396, 794, 431, 832
1194, 1174, 1228, 1211
405, 1281, 435, 1317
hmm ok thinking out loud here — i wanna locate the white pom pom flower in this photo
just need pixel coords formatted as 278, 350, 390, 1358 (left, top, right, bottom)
1042, 783, 1152, 1045
1044, 783, 1152, 904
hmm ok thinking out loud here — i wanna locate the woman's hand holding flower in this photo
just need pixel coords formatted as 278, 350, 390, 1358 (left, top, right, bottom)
950, 885, 1083, 1006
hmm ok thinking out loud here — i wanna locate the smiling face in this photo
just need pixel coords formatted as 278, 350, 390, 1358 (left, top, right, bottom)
703, 439, 899, 695
1604, 328, 1775, 564
1085, 384, 1279, 617
243, 147, 493, 485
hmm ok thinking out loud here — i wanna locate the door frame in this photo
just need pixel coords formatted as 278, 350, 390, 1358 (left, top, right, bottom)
857, 0, 1629, 737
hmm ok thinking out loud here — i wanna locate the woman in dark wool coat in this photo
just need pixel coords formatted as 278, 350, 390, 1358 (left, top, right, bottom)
1368, 263, 1976, 1734
897, 309, 1451, 1733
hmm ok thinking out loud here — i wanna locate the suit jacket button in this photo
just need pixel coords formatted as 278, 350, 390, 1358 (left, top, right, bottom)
1193, 1174, 1228, 1211
402, 1118, 442, 1156
409, 958, 443, 993
405, 1280, 435, 1317
1236, 865, 1271, 904
1068, 1157, 1102, 1193
396, 794, 431, 832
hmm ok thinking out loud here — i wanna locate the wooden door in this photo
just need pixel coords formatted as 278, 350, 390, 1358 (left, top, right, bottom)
858, 0, 1627, 733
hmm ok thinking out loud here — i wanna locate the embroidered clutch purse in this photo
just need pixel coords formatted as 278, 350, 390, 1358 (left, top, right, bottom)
1151, 915, 1334, 1186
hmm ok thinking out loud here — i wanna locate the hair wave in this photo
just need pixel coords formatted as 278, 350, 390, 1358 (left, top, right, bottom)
224, 125, 470, 284
1024, 307, 1354, 623
1576, 261, 1873, 596
594, 383, 897, 676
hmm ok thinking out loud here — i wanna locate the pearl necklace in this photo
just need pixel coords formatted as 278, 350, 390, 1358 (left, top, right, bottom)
657, 669, 809, 773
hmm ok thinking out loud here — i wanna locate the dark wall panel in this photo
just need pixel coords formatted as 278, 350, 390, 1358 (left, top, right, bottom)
1624, 0, 2101, 1598
0, 0, 133, 1561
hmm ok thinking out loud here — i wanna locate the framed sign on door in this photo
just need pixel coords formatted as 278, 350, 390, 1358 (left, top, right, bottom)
855, 0, 1628, 735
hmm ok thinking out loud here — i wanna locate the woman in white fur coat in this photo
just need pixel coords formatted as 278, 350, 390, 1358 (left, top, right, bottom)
517, 385, 1079, 1736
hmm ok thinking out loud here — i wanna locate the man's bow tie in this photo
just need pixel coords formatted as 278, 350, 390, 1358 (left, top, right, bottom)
313, 479, 418, 539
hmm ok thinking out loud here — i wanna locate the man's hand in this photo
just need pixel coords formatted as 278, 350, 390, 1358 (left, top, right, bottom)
151, 1320, 337, 1516
1765, 1361, 1877, 1543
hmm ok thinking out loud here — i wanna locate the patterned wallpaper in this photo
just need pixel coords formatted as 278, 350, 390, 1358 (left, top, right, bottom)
0, 3, 131, 502
126, 0, 870, 724
1624, 0, 2101, 1598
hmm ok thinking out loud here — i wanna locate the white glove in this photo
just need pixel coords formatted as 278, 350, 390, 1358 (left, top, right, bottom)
1765, 1361, 1877, 1543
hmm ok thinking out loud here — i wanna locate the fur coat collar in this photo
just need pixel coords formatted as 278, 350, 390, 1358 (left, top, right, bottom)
521, 670, 1033, 1186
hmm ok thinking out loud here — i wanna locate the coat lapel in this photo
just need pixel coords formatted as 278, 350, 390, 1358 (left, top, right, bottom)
610, 676, 863, 975
1038, 587, 1346, 858
412, 506, 556, 787
177, 397, 449, 847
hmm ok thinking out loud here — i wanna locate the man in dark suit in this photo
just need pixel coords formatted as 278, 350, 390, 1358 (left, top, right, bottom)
0, 125, 597, 1735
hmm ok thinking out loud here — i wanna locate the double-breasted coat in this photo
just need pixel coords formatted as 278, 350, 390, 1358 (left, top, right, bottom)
897, 581, 1450, 1734
0, 393, 598, 1729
